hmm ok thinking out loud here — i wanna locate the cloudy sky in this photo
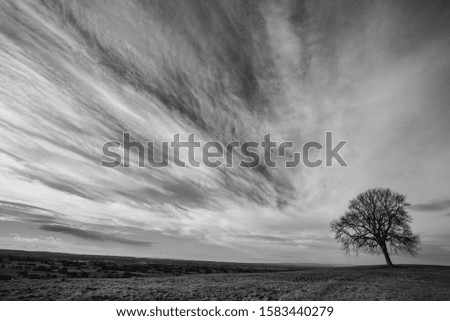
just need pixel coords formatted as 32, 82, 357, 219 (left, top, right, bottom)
0, 0, 449, 265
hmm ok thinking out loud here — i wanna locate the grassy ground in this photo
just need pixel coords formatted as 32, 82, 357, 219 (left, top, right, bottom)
1, 265, 449, 300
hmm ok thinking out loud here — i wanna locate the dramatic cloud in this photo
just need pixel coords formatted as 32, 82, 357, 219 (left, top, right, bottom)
0, 0, 449, 264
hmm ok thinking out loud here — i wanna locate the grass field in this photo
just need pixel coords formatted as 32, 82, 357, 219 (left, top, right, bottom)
0, 250, 449, 300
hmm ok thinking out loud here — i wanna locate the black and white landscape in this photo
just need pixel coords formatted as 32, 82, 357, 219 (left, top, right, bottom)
0, 0, 449, 301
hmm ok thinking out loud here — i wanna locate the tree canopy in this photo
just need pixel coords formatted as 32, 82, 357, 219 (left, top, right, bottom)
330, 188, 420, 266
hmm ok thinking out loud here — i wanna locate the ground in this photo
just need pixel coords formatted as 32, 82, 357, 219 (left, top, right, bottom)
0, 250, 449, 300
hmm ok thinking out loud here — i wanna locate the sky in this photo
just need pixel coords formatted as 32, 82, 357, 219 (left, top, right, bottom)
0, 0, 449, 265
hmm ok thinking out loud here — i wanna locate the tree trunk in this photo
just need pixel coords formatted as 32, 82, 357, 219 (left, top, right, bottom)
381, 243, 394, 267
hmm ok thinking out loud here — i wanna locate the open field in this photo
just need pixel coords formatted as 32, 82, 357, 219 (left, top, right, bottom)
0, 250, 449, 300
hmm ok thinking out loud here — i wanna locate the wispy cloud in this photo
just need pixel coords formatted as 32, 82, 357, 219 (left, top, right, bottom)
0, 0, 449, 264
40, 224, 153, 247
0, 200, 63, 224
411, 199, 450, 212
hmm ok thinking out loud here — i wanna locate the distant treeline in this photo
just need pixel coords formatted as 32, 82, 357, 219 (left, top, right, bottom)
0, 249, 300, 280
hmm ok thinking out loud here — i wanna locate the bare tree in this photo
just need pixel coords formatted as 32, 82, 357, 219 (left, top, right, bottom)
330, 188, 420, 266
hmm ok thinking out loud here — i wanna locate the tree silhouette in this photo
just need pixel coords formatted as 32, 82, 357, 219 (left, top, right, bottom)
330, 188, 420, 266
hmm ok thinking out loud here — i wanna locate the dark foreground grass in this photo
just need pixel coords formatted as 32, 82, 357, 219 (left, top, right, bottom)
1, 265, 449, 300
